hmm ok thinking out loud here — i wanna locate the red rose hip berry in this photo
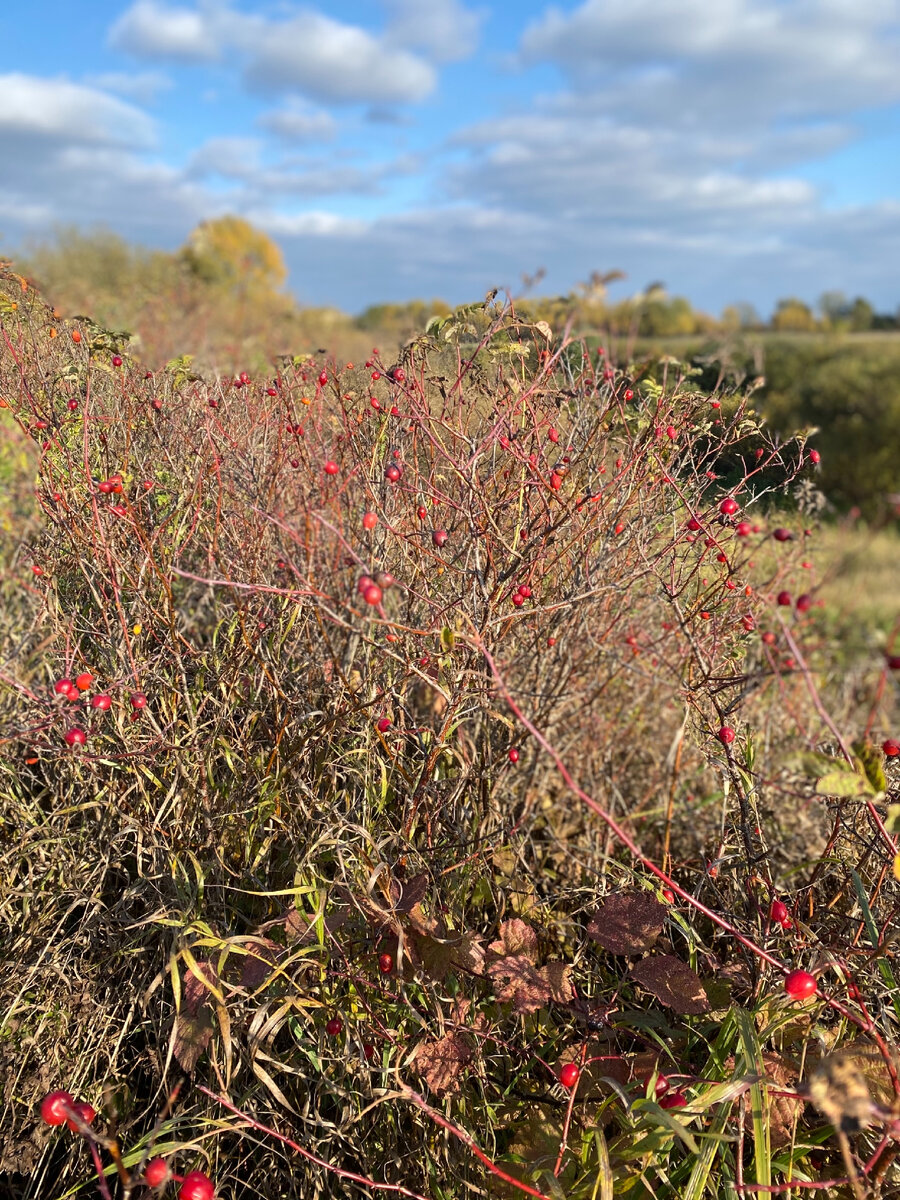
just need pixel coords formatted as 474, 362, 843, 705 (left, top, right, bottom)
784, 969, 817, 1000
65, 1101, 96, 1132
145, 1158, 170, 1187
558, 1062, 580, 1089
39, 1090, 75, 1126
326, 1017, 344, 1037
179, 1171, 216, 1200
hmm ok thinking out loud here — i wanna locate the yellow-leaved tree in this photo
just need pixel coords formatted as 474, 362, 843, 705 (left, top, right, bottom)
180, 215, 288, 297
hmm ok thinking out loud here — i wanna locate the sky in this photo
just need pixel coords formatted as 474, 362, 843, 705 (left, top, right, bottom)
1, 0, 900, 317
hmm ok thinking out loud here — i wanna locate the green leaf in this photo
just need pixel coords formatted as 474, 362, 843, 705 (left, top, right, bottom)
852, 740, 888, 793
815, 771, 875, 798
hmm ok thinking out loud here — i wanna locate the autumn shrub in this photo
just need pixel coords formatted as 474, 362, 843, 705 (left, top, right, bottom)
1, 262, 900, 1199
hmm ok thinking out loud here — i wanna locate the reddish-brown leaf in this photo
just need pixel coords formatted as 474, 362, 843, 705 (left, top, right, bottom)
390, 872, 428, 914
488, 918, 539, 964
629, 955, 710, 1015
413, 1031, 474, 1096
238, 938, 283, 989
487, 956, 573, 1014
586, 893, 667, 956
173, 962, 218, 1072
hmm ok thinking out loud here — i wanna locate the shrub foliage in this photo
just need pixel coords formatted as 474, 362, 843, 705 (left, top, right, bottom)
1, 264, 899, 1199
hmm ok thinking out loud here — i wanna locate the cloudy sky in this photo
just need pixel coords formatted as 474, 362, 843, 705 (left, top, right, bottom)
2, 0, 900, 316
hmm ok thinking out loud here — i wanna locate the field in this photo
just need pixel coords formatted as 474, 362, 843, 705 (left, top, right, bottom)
1, 261, 900, 1200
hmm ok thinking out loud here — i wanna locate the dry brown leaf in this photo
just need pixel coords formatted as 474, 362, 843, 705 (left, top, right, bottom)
586, 893, 667, 956
488, 918, 539, 964
413, 1031, 474, 1095
629, 955, 709, 1015
259, 907, 348, 945
238, 938, 284, 990
390, 872, 428, 914
487, 956, 573, 1014
173, 962, 217, 1072
412, 928, 485, 981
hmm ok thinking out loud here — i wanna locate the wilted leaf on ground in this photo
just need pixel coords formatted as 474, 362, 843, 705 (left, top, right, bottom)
407, 903, 485, 980
488, 918, 539, 963
586, 893, 667, 956
259, 907, 348, 945
413, 1031, 475, 1095
413, 1001, 488, 1095
629, 955, 709, 1014
173, 961, 217, 1072
238, 938, 284, 989
487, 956, 573, 1014
389, 872, 429, 913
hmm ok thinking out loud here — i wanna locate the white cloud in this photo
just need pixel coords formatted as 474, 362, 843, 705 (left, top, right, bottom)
384, 0, 483, 62
0, 73, 156, 147
108, 1, 219, 61
109, 2, 437, 105
258, 104, 337, 144
186, 136, 263, 181
238, 11, 435, 104
518, 0, 900, 125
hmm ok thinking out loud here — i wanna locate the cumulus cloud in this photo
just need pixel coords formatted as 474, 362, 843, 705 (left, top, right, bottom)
258, 103, 337, 144
237, 11, 435, 104
108, 0, 219, 61
109, 2, 438, 105
0, 73, 156, 147
518, 0, 900, 127
384, 0, 483, 62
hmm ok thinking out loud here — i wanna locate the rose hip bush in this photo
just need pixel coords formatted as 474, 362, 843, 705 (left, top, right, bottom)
1, 262, 899, 1198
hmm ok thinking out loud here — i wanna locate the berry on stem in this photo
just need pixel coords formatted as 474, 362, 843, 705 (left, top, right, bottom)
558, 1062, 579, 1089
65, 1101, 96, 1132
180, 1170, 216, 1200
326, 1016, 344, 1037
64, 728, 87, 747
39, 1090, 74, 1126
145, 1158, 170, 1187
784, 969, 817, 1000
717, 726, 736, 745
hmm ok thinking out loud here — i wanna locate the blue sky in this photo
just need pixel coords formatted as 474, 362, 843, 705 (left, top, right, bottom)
1, 0, 900, 317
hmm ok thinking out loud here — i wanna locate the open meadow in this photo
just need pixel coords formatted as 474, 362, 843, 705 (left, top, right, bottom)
2, 261, 900, 1200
